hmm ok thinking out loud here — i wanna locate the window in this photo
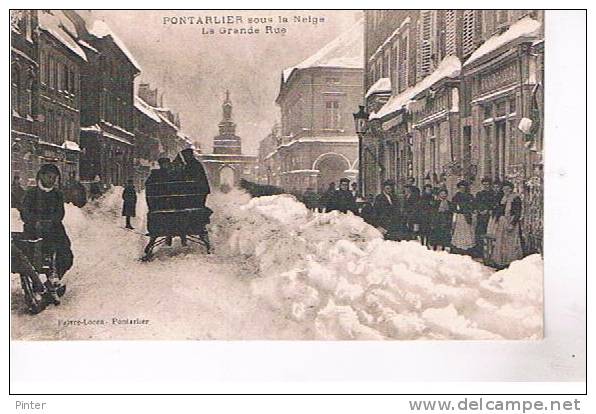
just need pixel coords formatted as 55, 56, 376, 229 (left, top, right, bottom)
24, 11, 32, 41
444, 10, 457, 57
326, 77, 340, 85
497, 10, 509, 25
482, 11, 496, 39
23, 70, 33, 116
417, 10, 437, 81
398, 33, 409, 92
484, 105, 492, 119
462, 10, 477, 59
384, 48, 391, 79
325, 101, 341, 129
11, 65, 19, 114
49, 56, 55, 89
509, 97, 516, 114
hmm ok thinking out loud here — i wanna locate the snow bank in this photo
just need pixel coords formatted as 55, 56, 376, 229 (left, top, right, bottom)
215, 193, 543, 340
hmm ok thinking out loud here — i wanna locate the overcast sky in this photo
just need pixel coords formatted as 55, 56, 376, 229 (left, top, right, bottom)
95, 10, 361, 155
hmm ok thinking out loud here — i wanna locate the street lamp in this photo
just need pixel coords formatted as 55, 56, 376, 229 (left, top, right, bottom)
353, 105, 369, 197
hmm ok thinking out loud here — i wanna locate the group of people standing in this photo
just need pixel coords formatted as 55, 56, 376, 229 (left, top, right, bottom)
301, 176, 525, 268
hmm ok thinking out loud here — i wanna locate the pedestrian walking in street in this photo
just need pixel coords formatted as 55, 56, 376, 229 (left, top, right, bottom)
417, 184, 435, 246
326, 178, 357, 214
20, 164, 73, 304
11, 175, 25, 211
122, 179, 137, 230
491, 181, 524, 268
429, 188, 453, 251
451, 180, 476, 254
373, 180, 404, 241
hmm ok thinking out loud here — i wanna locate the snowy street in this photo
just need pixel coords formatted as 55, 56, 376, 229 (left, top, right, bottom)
11, 189, 543, 341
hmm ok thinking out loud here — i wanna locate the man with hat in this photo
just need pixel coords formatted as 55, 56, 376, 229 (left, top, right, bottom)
326, 178, 357, 214
373, 179, 404, 240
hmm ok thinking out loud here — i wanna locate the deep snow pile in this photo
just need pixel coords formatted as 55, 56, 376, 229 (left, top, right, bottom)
211, 191, 544, 340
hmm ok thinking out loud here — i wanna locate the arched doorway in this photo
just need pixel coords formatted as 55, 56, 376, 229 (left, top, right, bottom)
219, 165, 235, 192
313, 153, 351, 190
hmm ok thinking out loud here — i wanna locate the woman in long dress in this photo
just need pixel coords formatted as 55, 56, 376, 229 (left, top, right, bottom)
491, 181, 524, 268
451, 180, 476, 253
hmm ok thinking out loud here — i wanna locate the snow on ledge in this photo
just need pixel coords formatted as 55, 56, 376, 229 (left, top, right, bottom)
464, 17, 542, 67
370, 56, 461, 120
62, 140, 81, 152
366, 77, 392, 98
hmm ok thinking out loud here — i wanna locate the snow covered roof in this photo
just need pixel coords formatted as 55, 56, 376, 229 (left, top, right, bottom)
155, 110, 179, 131
282, 19, 363, 83
88, 20, 141, 71
134, 96, 162, 123
370, 56, 461, 120
464, 17, 542, 66
38, 11, 87, 61
366, 77, 392, 98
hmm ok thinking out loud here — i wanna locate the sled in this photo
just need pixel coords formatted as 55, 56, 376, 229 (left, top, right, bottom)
141, 175, 212, 261
11, 232, 66, 313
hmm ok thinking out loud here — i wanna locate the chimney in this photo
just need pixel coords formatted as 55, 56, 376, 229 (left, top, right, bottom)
138, 83, 158, 107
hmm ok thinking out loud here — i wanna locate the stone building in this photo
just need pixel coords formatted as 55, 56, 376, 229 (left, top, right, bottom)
360, 10, 544, 252
11, 10, 39, 185
133, 94, 162, 190
65, 11, 140, 186
11, 10, 86, 184
197, 91, 257, 191
263, 20, 364, 194
256, 123, 282, 185
37, 11, 87, 181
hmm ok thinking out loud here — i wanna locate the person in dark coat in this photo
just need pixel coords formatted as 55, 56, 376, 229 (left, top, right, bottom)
474, 177, 495, 255
176, 148, 211, 207
20, 164, 73, 303
11, 175, 25, 211
320, 182, 336, 212
429, 188, 453, 251
302, 187, 318, 211
403, 184, 421, 240
373, 180, 404, 241
145, 158, 175, 246
417, 184, 435, 247
326, 178, 357, 214
122, 179, 137, 229
360, 194, 376, 227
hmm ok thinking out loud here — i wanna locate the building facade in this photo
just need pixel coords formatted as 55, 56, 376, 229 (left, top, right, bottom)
262, 20, 364, 194
65, 11, 140, 186
197, 92, 257, 191
11, 10, 39, 185
37, 10, 87, 182
361, 9, 544, 252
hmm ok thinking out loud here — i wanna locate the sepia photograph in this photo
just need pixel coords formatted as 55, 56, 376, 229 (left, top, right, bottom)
10, 9, 547, 343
